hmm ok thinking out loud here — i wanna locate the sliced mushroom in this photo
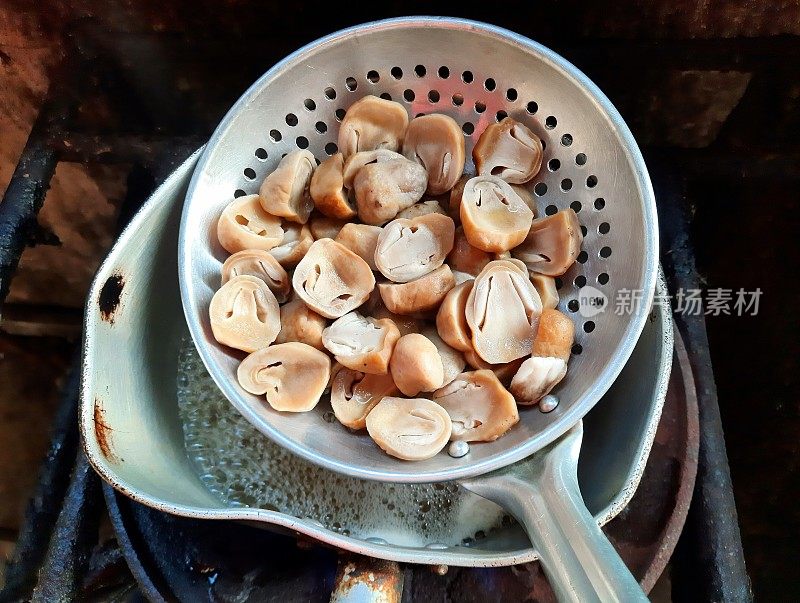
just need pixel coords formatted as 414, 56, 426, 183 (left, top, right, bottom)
309, 153, 357, 219
532, 308, 575, 362
375, 213, 455, 283
309, 213, 347, 240
366, 396, 452, 461
396, 200, 447, 220
389, 333, 445, 396
473, 117, 543, 184
378, 264, 455, 315
512, 209, 583, 276
433, 370, 519, 442
209, 275, 281, 352
464, 350, 524, 386
460, 176, 534, 252
422, 327, 466, 387
275, 298, 327, 350
512, 184, 538, 216
447, 226, 491, 276
221, 249, 290, 303
217, 194, 284, 254
268, 222, 313, 268
322, 312, 400, 374
353, 156, 428, 225
258, 150, 316, 223
331, 369, 398, 430
292, 238, 375, 319
334, 223, 382, 271
435, 280, 473, 352
342, 149, 406, 189
371, 303, 423, 336
403, 114, 466, 195
531, 273, 559, 309
338, 95, 409, 158
237, 342, 330, 412
466, 260, 543, 363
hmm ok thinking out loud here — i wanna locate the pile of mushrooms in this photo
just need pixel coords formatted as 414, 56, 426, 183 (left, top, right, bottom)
209, 95, 584, 462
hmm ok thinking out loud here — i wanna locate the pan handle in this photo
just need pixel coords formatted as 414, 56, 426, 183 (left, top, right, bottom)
459, 421, 647, 603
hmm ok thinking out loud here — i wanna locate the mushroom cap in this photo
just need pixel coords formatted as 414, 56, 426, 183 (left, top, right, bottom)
309, 153, 356, 219
221, 249, 290, 303
292, 238, 376, 319
510, 356, 568, 405
258, 150, 316, 223
460, 175, 534, 252
466, 260, 543, 364
374, 213, 455, 283
275, 298, 328, 351
268, 222, 314, 268
473, 117, 543, 184
378, 264, 455, 315
422, 327, 466, 387
512, 209, 583, 276
396, 200, 447, 220
217, 194, 284, 254
531, 274, 559, 310
330, 369, 398, 430
403, 114, 466, 195
433, 370, 519, 442
309, 213, 348, 240
532, 308, 574, 361
337, 95, 409, 158
237, 342, 331, 412
342, 149, 406, 189
322, 311, 400, 374
334, 223, 382, 271
389, 333, 445, 396
435, 280, 474, 352
353, 157, 427, 225
209, 275, 281, 352
366, 396, 452, 461
447, 226, 492, 276
463, 350, 525, 386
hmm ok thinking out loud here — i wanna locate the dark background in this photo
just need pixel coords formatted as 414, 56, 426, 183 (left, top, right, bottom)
0, 1, 798, 599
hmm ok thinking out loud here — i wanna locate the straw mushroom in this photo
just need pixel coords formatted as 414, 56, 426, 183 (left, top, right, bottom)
237, 342, 331, 412
460, 176, 534, 252
366, 397, 452, 461
463, 350, 524, 386
447, 226, 491, 277
371, 303, 423, 336
217, 194, 283, 254
466, 260, 543, 363
268, 222, 314, 268
422, 327, 466, 387
435, 280, 474, 352
338, 95, 409, 157
221, 249, 290, 303
374, 213, 455, 283
473, 117, 543, 184
309, 153, 357, 219
330, 369, 398, 430
378, 264, 455, 315
322, 312, 400, 374
511, 309, 575, 404
275, 298, 327, 350
531, 273, 560, 309
258, 150, 316, 223
209, 275, 281, 352
513, 209, 583, 276
292, 238, 375, 318
342, 149, 405, 189
389, 333, 445, 396
334, 223, 382, 271
403, 114, 466, 195
353, 155, 427, 225
433, 370, 519, 442
396, 200, 447, 220
309, 213, 347, 240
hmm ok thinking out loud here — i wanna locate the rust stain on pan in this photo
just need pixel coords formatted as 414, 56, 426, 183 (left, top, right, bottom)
99, 273, 125, 323
331, 555, 404, 603
94, 399, 118, 462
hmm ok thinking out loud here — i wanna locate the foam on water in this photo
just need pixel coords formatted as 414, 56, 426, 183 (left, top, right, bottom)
176, 336, 513, 548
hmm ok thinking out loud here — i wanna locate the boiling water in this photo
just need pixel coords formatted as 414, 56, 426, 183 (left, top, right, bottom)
176, 336, 512, 548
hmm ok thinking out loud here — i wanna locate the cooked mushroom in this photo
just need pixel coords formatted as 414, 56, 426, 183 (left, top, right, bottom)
460, 176, 534, 252
448, 174, 470, 223
309, 213, 347, 240
366, 396, 452, 461
378, 264, 455, 315
463, 350, 524, 386
342, 149, 405, 189
452, 271, 475, 285
374, 213, 455, 283
217, 194, 284, 254
322, 312, 400, 374
531, 273, 559, 309
258, 150, 316, 223
389, 333, 445, 396
433, 370, 519, 442
513, 184, 538, 215
422, 327, 466, 387
292, 238, 375, 319
237, 342, 330, 412
465, 260, 543, 364
447, 226, 491, 276
309, 153, 357, 219
209, 275, 281, 352
403, 114, 466, 195
268, 222, 313, 268
334, 223, 382, 271
473, 117, 543, 184
371, 303, 423, 336
338, 95, 409, 157
330, 369, 398, 429
511, 309, 575, 404
353, 155, 428, 225
396, 200, 447, 220
435, 280, 474, 352
221, 249, 291, 303
512, 209, 583, 276
275, 298, 327, 350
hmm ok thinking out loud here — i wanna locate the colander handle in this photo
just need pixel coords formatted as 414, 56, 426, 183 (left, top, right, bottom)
460, 422, 648, 603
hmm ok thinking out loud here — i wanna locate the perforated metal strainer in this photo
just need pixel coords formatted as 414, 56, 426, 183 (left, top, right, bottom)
179, 17, 658, 601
